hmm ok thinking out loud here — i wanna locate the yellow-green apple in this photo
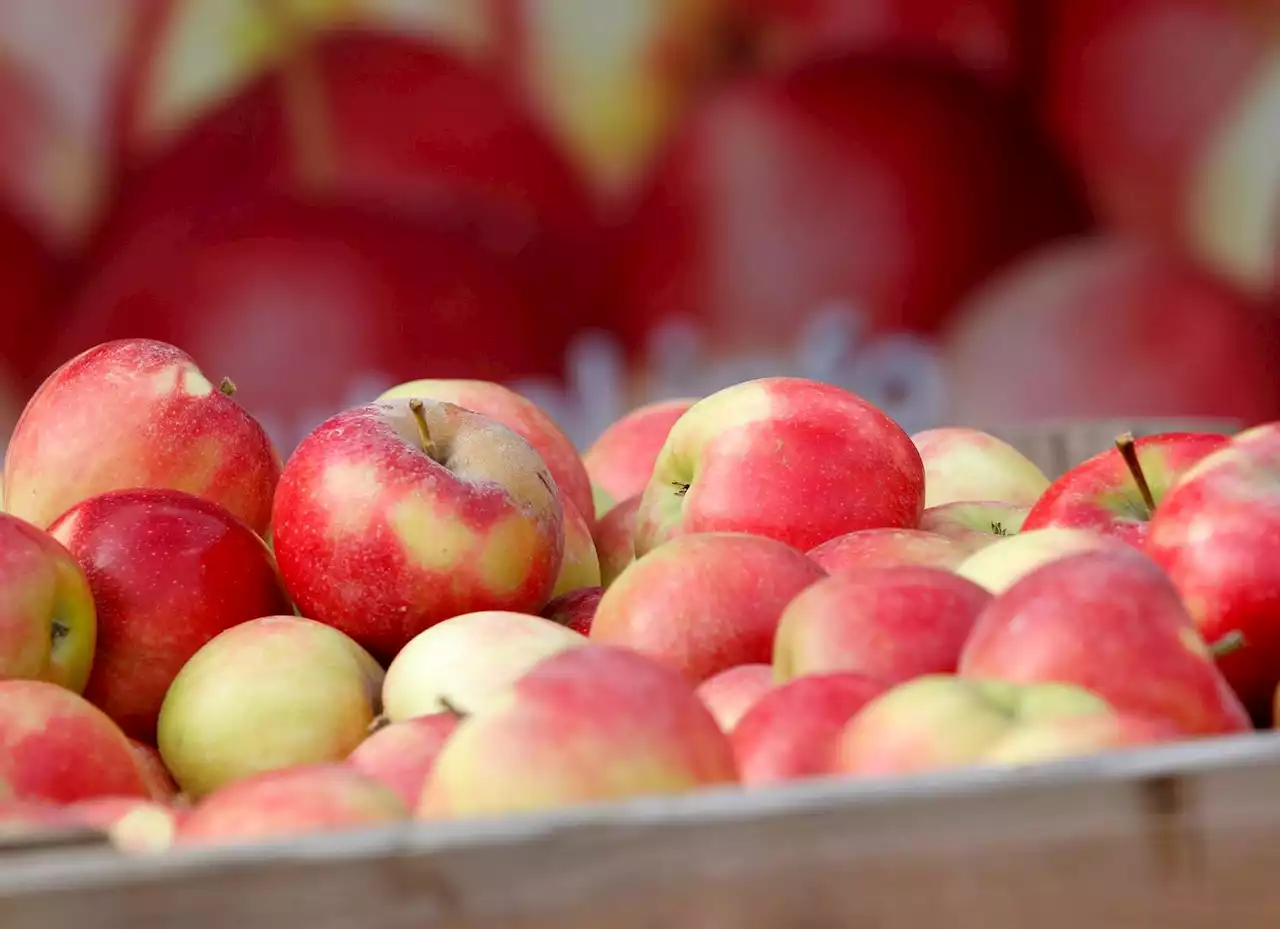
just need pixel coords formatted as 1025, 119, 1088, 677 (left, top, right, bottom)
911, 427, 1050, 507
955, 526, 1128, 594
271, 398, 564, 660
0, 513, 96, 693
419, 645, 738, 818
959, 548, 1252, 736
542, 587, 604, 636
381, 611, 587, 722
808, 528, 969, 574
1023, 431, 1231, 547
49, 488, 293, 743
347, 714, 460, 810
0, 680, 150, 803
377, 378, 596, 531
4, 338, 281, 535
157, 615, 384, 800
552, 499, 602, 597
919, 500, 1029, 551
1146, 423, 1280, 720
178, 764, 407, 848
695, 664, 775, 731
731, 672, 887, 785
592, 532, 826, 682
633, 378, 925, 556
774, 565, 991, 684
583, 397, 697, 505
593, 493, 641, 588
592, 483, 616, 520
128, 739, 180, 805
833, 675, 1173, 777
63, 797, 181, 855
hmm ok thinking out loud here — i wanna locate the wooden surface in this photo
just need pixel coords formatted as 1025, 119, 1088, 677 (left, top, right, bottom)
3, 733, 1280, 929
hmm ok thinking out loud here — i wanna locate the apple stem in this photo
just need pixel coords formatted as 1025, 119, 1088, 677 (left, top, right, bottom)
1115, 432, 1157, 517
1210, 630, 1247, 658
407, 399, 437, 460
438, 696, 470, 720
219, 377, 237, 397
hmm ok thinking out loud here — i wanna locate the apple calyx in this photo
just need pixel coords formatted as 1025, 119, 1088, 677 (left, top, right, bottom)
219, 377, 237, 397
990, 521, 1009, 536
50, 619, 70, 645
406, 399, 439, 461
1209, 630, 1248, 658
438, 696, 471, 720
671, 482, 691, 497
1115, 432, 1158, 518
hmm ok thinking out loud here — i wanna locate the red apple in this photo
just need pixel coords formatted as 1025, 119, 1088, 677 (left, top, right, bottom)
593, 493, 642, 588
1023, 431, 1230, 548
582, 398, 697, 506
592, 532, 826, 683
918, 500, 1029, 550
178, 764, 407, 847
0, 513, 96, 693
347, 714, 460, 811
959, 548, 1252, 736
731, 672, 887, 785
0, 680, 150, 803
272, 398, 564, 660
62, 796, 180, 854
128, 739, 180, 805
911, 427, 1050, 508
808, 528, 969, 574
633, 377, 925, 556
696, 664, 775, 732
542, 587, 604, 636
5, 338, 281, 535
420, 645, 738, 817
775, 565, 992, 685
943, 236, 1280, 426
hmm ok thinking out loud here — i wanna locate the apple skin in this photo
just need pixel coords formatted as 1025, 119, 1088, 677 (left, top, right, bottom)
347, 714, 460, 811
48, 488, 293, 743
731, 672, 887, 785
272, 398, 564, 661
552, 499, 602, 598
542, 587, 604, 636
833, 675, 1169, 776
634, 377, 925, 556
419, 645, 738, 818
0, 680, 151, 803
0, 513, 96, 693
959, 548, 1253, 737
63, 796, 181, 855
696, 664, 776, 732
774, 565, 992, 684
381, 611, 588, 722
592, 532, 827, 683
911, 427, 1051, 508
128, 739, 180, 804
808, 528, 969, 574
4, 338, 281, 535
157, 615, 385, 801
1145, 424, 1280, 720
1022, 432, 1230, 548
582, 398, 697, 506
178, 764, 407, 847
593, 493, 642, 588
919, 500, 1029, 551
955, 527, 1130, 594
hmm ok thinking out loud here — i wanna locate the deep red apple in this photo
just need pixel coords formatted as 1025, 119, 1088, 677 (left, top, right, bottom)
541, 587, 604, 636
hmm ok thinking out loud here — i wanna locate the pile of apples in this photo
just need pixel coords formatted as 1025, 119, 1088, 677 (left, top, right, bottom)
1, 335, 1277, 855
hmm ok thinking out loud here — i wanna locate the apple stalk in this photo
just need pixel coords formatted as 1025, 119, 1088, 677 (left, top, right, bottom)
1115, 432, 1158, 517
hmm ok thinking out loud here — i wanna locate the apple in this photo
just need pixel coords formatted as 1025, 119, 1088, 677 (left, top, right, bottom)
420, 645, 738, 818
633, 377, 925, 556
128, 740, 180, 805
49, 488, 293, 743
542, 587, 604, 636
593, 493, 642, 588
918, 500, 1029, 551
833, 675, 1171, 776
1146, 423, 1280, 720
157, 615, 385, 800
955, 527, 1129, 594
959, 548, 1253, 736
774, 565, 992, 684
942, 236, 1280, 427
5, 338, 281, 535
696, 664, 775, 732
731, 672, 887, 785
592, 532, 826, 682
1022, 431, 1230, 548
0, 513, 96, 693
911, 427, 1051, 508
592, 483, 616, 520
63, 797, 181, 855
0, 680, 150, 803
981, 713, 1185, 766
552, 499, 602, 598
582, 398, 697, 506
178, 764, 407, 847
347, 714, 460, 811
807, 528, 969, 574
271, 398, 564, 661
381, 611, 588, 722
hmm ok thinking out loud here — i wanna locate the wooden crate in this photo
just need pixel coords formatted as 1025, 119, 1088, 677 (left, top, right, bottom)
3, 732, 1280, 929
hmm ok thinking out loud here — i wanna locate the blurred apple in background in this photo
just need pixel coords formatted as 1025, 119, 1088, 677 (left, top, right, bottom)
696, 664, 775, 732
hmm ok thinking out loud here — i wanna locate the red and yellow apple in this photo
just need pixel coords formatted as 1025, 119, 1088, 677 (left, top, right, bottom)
696, 664, 775, 732
911, 427, 1050, 508
955, 526, 1129, 594
582, 398, 697, 505
918, 500, 1029, 551
347, 714, 460, 810
807, 528, 969, 574
593, 493, 642, 588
